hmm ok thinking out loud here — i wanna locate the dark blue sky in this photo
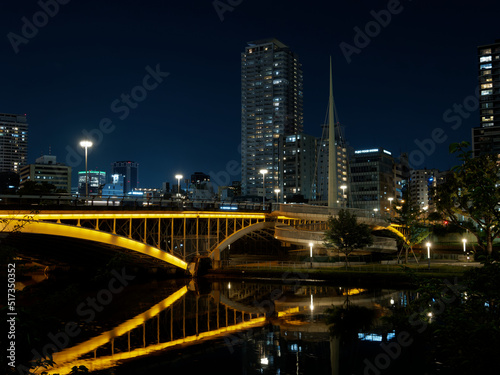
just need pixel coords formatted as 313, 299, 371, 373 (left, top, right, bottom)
1, 0, 499, 188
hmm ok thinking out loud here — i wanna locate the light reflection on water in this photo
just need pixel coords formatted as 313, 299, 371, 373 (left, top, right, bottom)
39, 279, 413, 375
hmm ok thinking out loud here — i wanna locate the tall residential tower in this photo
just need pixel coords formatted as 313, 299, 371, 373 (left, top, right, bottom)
0, 113, 28, 173
241, 39, 303, 197
473, 39, 500, 157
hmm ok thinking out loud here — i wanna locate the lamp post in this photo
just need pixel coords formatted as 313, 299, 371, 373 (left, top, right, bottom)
340, 185, 347, 208
426, 242, 431, 269
388, 197, 393, 216
309, 242, 313, 268
462, 238, 468, 261
373, 208, 378, 217
259, 169, 268, 208
274, 188, 280, 202
175, 174, 183, 197
79, 140, 93, 202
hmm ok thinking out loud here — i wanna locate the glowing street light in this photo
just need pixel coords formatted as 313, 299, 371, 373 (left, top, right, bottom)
426, 242, 431, 269
309, 242, 313, 268
175, 174, 183, 197
274, 188, 280, 203
340, 184, 347, 207
462, 238, 468, 261
259, 169, 268, 207
79, 140, 93, 201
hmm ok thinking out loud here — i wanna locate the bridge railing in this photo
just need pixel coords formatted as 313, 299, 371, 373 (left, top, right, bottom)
275, 203, 390, 220
0, 194, 273, 212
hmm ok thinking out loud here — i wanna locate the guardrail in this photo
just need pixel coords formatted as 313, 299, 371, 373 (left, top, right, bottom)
275, 203, 389, 219
0, 194, 273, 212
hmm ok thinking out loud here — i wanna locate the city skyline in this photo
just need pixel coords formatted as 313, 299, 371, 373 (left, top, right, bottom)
1, 0, 499, 188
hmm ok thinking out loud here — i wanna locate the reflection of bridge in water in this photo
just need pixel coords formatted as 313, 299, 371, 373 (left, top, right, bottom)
40, 281, 401, 374
1, 204, 403, 273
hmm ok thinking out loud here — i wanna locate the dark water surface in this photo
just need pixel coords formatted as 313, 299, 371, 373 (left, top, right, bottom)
15, 272, 425, 375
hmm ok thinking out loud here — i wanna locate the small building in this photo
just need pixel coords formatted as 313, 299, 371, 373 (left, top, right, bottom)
78, 170, 106, 196
19, 155, 71, 193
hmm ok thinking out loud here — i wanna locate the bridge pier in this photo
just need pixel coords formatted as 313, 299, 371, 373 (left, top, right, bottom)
212, 248, 221, 270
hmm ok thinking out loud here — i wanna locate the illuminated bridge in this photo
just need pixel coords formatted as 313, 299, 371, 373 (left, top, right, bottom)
0, 204, 402, 273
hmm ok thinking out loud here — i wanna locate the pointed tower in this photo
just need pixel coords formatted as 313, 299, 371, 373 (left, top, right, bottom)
327, 58, 338, 207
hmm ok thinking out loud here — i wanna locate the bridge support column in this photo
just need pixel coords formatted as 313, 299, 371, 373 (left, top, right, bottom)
212, 247, 221, 269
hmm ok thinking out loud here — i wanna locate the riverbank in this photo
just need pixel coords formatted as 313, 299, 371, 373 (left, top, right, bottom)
204, 262, 481, 287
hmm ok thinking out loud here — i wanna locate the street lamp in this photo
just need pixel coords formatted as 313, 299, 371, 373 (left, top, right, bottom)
340, 185, 347, 207
79, 140, 93, 201
274, 188, 280, 203
373, 208, 378, 217
259, 169, 268, 207
462, 238, 468, 261
175, 174, 183, 197
426, 242, 431, 269
309, 242, 313, 268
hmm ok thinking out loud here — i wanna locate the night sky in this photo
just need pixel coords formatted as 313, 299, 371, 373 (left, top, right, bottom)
1, 0, 499, 189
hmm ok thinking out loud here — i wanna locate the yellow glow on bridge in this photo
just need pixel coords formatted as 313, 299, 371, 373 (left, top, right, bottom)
47, 286, 189, 369
0, 211, 268, 221
3, 220, 188, 270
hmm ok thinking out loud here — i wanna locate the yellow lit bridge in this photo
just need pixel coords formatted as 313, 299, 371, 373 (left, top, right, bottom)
0, 204, 403, 273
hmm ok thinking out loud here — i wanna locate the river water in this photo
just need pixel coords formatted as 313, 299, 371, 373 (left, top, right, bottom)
15, 271, 421, 375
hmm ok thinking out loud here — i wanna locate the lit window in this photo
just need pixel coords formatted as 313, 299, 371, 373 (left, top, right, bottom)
481, 90, 493, 96
480, 63, 492, 70
480, 56, 492, 62
481, 83, 493, 89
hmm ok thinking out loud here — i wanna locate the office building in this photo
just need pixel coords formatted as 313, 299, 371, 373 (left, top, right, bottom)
278, 133, 316, 202
111, 161, 138, 194
101, 174, 124, 197
473, 39, 500, 157
0, 113, 28, 173
19, 155, 71, 193
349, 148, 397, 213
241, 38, 303, 197
394, 153, 410, 201
78, 170, 106, 196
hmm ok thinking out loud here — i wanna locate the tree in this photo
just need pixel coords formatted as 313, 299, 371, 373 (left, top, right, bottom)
433, 141, 500, 257
391, 190, 430, 263
324, 209, 373, 268
17, 181, 62, 195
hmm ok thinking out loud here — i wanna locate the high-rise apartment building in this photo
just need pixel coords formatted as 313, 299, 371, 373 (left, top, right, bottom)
0, 113, 28, 173
111, 161, 138, 194
241, 38, 303, 197
473, 39, 500, 157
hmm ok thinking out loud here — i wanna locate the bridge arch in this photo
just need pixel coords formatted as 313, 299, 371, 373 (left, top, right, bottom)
209, 221, 276, 268
3, 220, 188, 270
